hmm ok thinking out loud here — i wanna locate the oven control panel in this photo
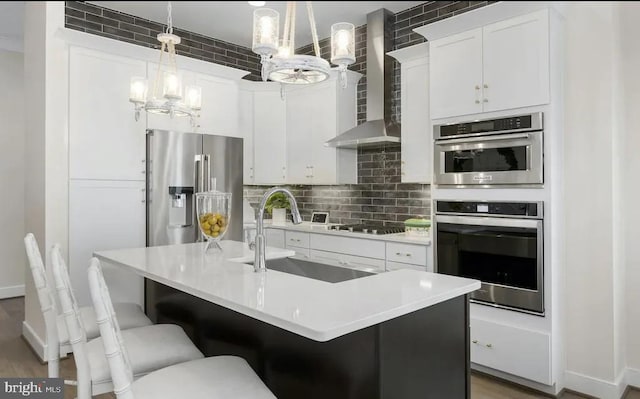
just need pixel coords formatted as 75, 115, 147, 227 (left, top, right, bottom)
435, 201, 542, 218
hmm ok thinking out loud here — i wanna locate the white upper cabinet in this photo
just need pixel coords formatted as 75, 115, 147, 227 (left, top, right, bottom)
253, 88, 287, 184
196, 73, 240, 136
429, 28, 483, 120
428, 9, 550, 119
239, 88, 254, 184
244, 71, 360, 186
388, 43, 431, 183
69, 47, 147, 181
482, 9, 549, 112
284, 72, 359, 185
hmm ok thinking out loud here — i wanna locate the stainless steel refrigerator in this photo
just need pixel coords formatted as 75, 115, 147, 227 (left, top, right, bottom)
145, 129, 243, 318
146, 129, 243, 246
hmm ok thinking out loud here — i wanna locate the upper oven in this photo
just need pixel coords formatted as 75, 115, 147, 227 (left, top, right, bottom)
434, 112, 543, 186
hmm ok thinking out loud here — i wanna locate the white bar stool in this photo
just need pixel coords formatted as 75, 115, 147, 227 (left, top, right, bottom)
23, 233, 153, 378
88, 258, 277, 399
51, 246, 205, 399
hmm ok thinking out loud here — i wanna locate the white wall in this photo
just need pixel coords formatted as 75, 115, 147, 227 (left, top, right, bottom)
22, 1, 68, 360
564, 2, 639, 397
618, 2, 640, 379
563, 4, 629, 398
0, 49, 25, 298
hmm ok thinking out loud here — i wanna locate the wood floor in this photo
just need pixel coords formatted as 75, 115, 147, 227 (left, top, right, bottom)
1, 297, 638, 399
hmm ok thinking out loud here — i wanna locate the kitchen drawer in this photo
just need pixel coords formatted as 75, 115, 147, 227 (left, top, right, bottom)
286, 246, 311, 259
310, 249, 385, 273
386, 242, 428, 266
285, 231, 310, 249
310, 234, 386, 259
386, 261, 426, 272
470, 318, 551, 385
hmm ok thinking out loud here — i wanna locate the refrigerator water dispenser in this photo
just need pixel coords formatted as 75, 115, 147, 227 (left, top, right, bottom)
168, 186, 194, 227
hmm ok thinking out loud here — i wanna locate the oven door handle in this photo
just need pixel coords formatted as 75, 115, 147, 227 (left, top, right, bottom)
435, 133, 530, 146
434, 215, 541, 229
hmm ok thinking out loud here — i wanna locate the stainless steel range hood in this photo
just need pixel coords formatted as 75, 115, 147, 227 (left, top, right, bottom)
325, 9, 399, 149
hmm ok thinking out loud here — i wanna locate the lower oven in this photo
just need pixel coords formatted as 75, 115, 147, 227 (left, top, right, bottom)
434, 200, 544, 315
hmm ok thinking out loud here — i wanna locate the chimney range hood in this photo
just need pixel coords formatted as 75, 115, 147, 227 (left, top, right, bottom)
325, 9, 399, 149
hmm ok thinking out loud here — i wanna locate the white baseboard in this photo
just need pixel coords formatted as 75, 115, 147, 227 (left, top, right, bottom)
0, 284, 25, 299
471, 363, 560, 396
564, 370, 626, 399
22, 321, 46, 363
627, 368, 640, 389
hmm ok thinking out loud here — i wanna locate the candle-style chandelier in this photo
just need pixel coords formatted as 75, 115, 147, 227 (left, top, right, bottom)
128, 2, 202, 124
252, 2, 356, 88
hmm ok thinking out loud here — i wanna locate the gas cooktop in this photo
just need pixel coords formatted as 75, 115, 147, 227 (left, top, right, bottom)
328, 224, 405, 235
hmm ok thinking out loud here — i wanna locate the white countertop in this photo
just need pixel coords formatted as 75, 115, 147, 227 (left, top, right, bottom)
95, 240, 478, 342
245, 221, 432, 245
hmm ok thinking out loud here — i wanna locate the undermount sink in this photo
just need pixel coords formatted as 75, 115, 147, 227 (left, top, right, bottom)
248, 257, 374, 283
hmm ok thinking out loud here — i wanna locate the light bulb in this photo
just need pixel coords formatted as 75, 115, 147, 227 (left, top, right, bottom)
335, 29, 351, 54
259, 16, 273, 44
163, 72, 182, 99
185, 85, 202, 110
129, 77, 147, 103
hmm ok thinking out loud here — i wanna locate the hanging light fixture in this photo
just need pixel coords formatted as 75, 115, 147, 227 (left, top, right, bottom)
252, 1, 356, 88
129, 2, 202, 124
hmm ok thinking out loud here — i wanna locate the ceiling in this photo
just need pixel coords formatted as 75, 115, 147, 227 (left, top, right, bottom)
88, 1, 423, 48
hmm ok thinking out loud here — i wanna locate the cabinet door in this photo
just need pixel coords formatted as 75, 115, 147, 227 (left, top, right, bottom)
196, 73, 240, 136
429, 28, 483, 119
265, 228, 285, 249
239, 89, 254, 184
482, 9, 549, 112
146, 63, 197, 133
309, 83, 338, 185
69, 180, 145, 307
401, 58, 431, 183
253, 91, 287, 184
285, 88, 312, 184
69, 48, 147, 180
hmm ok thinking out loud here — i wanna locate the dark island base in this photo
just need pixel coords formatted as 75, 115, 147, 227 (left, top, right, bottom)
146, 281, 470, 399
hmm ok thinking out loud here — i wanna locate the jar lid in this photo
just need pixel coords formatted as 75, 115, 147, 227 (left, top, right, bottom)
404, 217, 431, 228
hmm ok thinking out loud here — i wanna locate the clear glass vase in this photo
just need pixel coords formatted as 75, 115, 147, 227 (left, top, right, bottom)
195, 189, 232, 252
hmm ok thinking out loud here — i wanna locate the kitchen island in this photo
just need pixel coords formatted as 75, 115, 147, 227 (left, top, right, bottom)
95, 240, 480, 399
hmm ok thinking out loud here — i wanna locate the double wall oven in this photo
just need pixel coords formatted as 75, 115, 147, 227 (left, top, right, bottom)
435, 201, 544, 315
434, 112, 543, 186
432, 112, 546, 315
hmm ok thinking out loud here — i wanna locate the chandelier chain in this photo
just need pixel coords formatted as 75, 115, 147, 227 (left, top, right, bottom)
306, 2, 321, 57
166, 1, 173, 34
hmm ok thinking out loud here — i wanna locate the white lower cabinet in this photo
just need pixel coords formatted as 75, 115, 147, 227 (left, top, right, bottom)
284, 231, 311, 259
309, 249, 385, 273
470, 318, 551, 385
69, 179, 145, 307
265, 228, 285, 249
386, 261, 426, 272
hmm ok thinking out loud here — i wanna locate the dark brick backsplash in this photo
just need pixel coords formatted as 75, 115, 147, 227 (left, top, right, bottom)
244, 145, 430, 227
64, 1, 262, 81
66, 1, 492, 225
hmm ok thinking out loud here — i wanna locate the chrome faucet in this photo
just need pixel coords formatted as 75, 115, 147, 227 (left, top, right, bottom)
254, 187, 303, 273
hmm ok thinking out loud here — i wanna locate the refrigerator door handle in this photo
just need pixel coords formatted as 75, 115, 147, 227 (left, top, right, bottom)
194, 154, 205, 194
203, 154, 211, 191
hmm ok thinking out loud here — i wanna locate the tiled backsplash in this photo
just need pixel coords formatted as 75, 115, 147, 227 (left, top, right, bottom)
244, 145, 430, 227
64, 1, 262, 80
66, 1, 492, 225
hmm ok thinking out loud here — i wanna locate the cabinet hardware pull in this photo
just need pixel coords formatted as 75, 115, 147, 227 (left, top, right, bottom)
472, 340, 478, 344
405, 253, 412, 257
475, 85, 480, 90
475, 84, 481, 104
483, 98, 489, 103
141, 159, 146, 163
396, 252, 401, 255
483, 84, 488, 89
475, 100, 480, 104
486, 343, 492, 348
